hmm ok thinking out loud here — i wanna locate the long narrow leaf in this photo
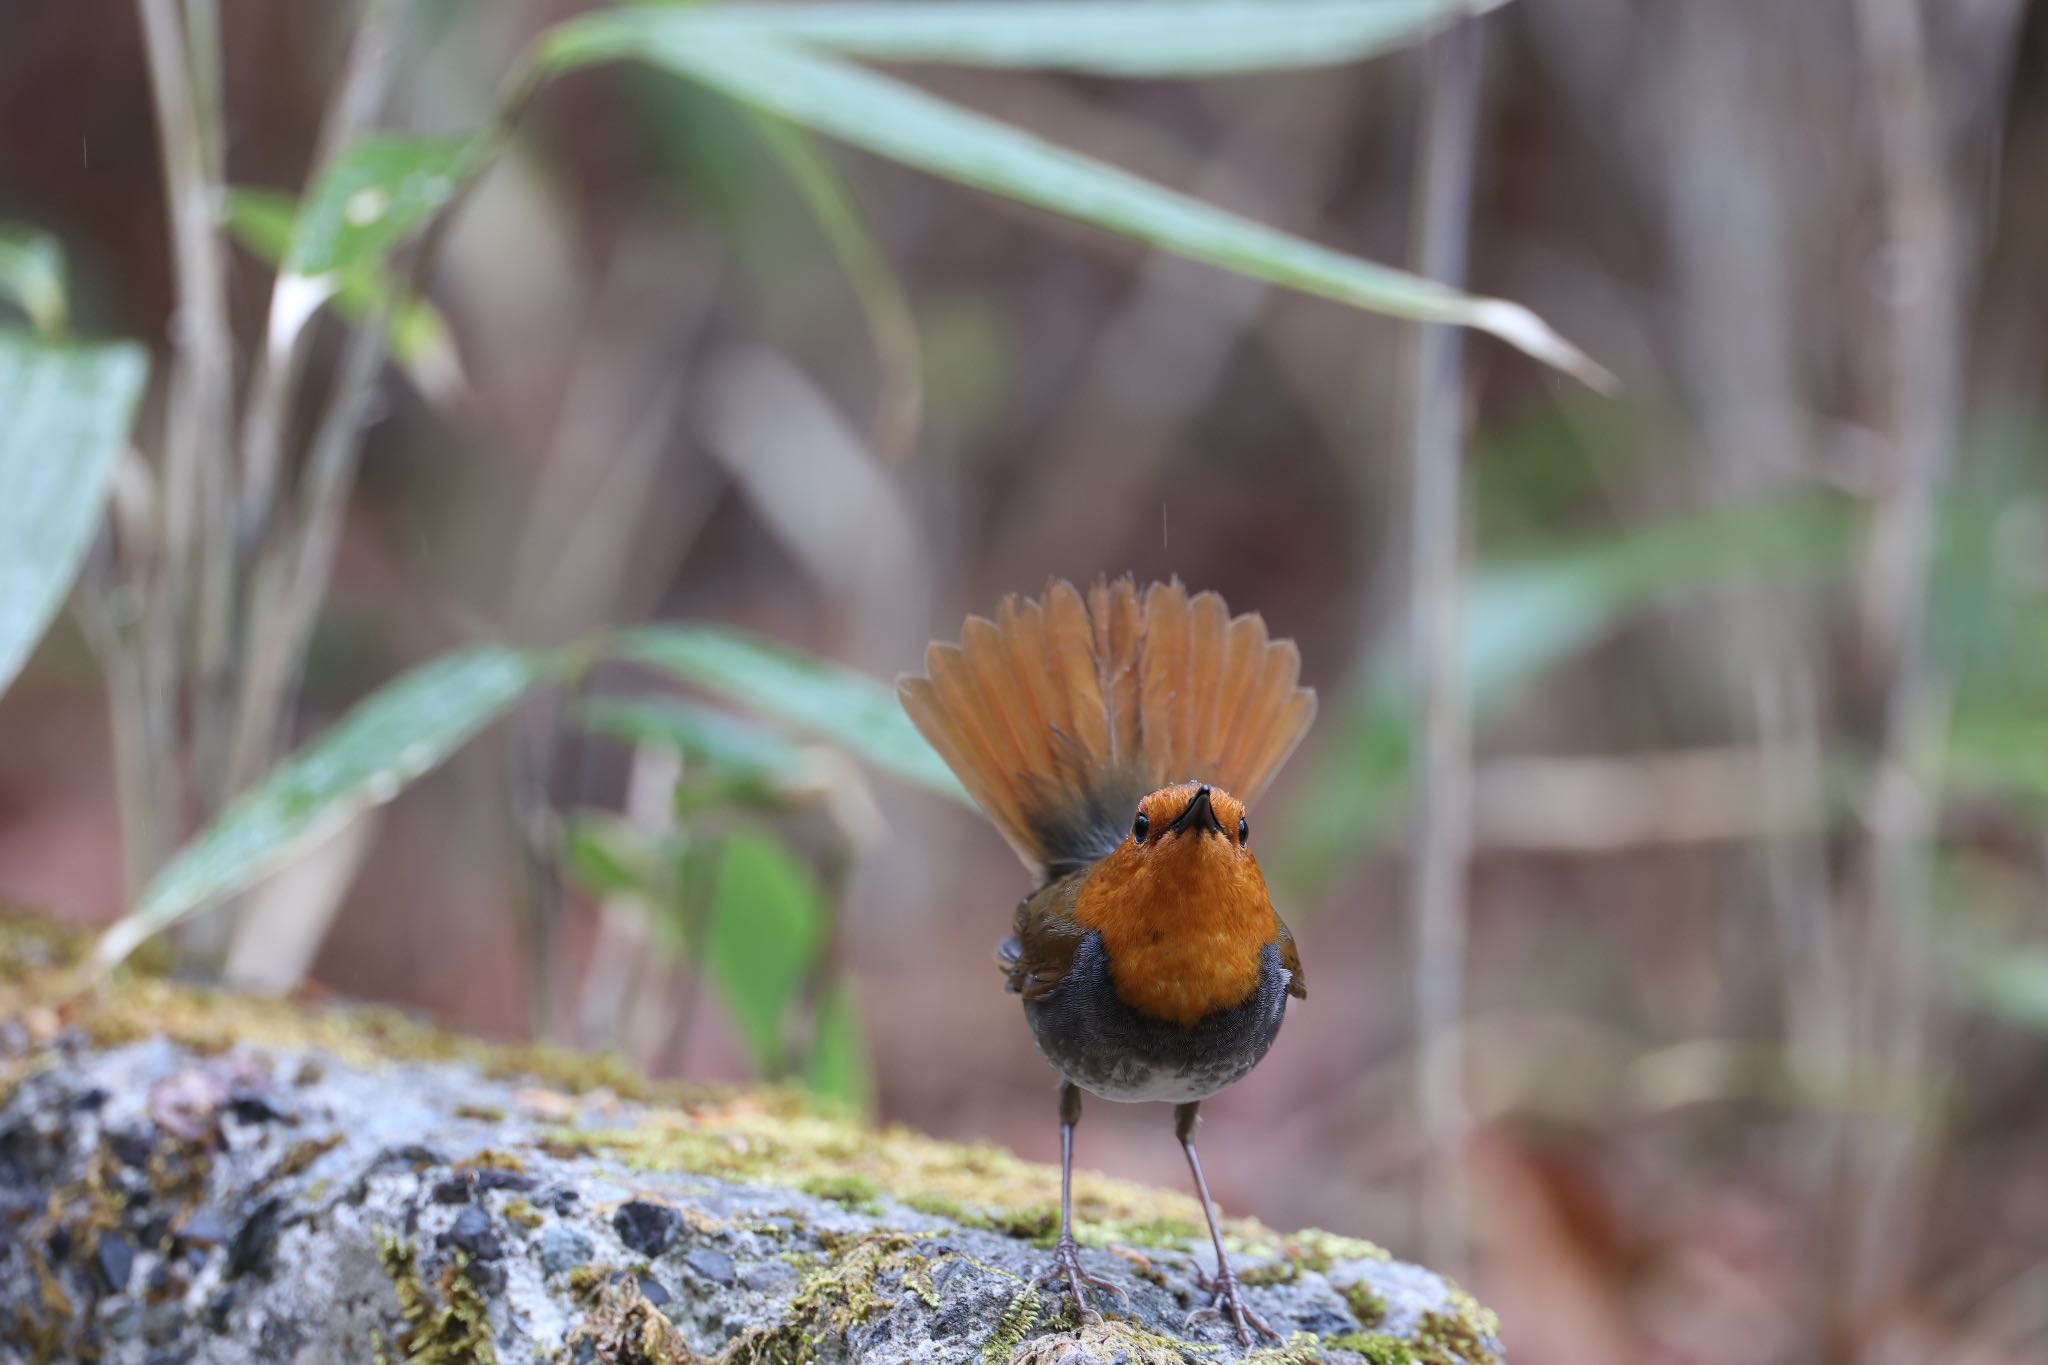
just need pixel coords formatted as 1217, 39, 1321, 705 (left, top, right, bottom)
537, 31, 1608, 385
0, 330, 149, 696
95, 647, 550, 973
550, 0, 1509, 78
612, 624, 967, 799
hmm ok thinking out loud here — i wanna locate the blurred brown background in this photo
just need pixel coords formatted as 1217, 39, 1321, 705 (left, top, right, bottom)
5, 3, 2048, 1363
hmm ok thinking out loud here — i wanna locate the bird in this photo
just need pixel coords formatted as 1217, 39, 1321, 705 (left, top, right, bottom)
898, 575, 1315, 1345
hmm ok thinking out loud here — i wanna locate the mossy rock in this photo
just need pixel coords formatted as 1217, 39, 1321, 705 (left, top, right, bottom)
0, 911, 1501, 1363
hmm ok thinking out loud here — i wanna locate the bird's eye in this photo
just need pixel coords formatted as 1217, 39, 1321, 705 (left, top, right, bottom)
1238, 815, 1250, 844
1132, 811, 1149, 842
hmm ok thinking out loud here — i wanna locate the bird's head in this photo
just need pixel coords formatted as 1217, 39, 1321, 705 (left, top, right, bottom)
1126, 781, 1252, 862
1073, 781, 1277, 1024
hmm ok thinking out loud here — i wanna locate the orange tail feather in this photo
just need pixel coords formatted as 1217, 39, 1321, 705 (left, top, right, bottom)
898, 576, 1316, 878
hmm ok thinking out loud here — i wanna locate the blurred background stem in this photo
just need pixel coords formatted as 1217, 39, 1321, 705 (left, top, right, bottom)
1405, 13, 1481, 1276
1844, 0, 1963, 1338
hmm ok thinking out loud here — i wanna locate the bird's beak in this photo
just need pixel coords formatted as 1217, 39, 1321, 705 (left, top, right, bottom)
1165, 784, 1224, 838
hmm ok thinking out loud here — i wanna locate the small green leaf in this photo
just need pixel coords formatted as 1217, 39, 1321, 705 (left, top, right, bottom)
562, 811, 674, 903
613, 625, 968, 799
223, 186, 458, 380
220, 186, 297, 262
704, 830, 828, 1074
287, 135, 482, 277
0, 227, 68, 335
804, 981, 874, 1115
96, 647, 550, 972
0, 330, 149, 697
546, 1, 1509, 78
537, 30, 1607, 385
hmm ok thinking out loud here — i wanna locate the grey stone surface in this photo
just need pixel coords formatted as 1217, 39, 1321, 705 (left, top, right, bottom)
0, 1034, 1499, 1363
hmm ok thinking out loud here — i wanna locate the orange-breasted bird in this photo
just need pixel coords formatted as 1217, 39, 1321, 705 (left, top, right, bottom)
899, 576, 1314, 1344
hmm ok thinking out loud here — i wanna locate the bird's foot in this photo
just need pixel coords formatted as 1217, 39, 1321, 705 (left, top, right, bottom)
1187, 1266, 1282, 1347
1033, 1237, 1131, 1325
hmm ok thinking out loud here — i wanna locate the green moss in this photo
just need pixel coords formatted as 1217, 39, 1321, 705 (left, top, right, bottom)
547, 1114, 1230, 1262
460, 1150, 528, 1174
798, 1173, 882, 1211
1080, 1214, 1202, 1250
1245, 1331, 1332, 1364
502, 1198, 544, 1230
1237, 1258, 1300, 1288
976, 1286, 1042, 1364
724, 1232, 934, 1365
567, 1273, 694, 1364
1342, 1281, 1390, 1328
376, 1234, 498, 1364
1282, 1228, 1392, 1272
1326, 1333, 1417, 1365
1411, 1291, 1503, 1365
1010, 1320, 1212, 1365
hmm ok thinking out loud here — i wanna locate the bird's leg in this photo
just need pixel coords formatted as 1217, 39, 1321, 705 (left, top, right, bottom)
1176, 1102, 1282, 1346
1032, 1081, 1130, 1323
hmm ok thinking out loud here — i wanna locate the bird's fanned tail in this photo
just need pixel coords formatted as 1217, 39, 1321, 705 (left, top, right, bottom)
899, 577, 1316, 879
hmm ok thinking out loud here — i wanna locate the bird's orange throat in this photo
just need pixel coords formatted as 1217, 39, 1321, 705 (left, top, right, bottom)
1073, 834, 1277, 1028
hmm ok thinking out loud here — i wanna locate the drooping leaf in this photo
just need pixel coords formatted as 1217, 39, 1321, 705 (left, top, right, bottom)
0, 330, 149, 697
612, 625, 968, 800
704, 829, 829, 1074
548, 1, 1509, 78
0, 226, 67, 335
96, 647, 551, 972
536, 29, 1607, 385
287, 134, 483, 278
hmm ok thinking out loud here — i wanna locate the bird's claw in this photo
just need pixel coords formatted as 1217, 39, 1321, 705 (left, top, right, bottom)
1034, 1237, 1131, 1324
1185, 1267, 1282, 1347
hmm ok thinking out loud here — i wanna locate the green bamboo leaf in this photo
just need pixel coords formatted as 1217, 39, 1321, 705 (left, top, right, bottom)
613, 625, 968, 800
549, 1, 1509, 77
288, 135, 482, 277
223, 187, 461, 391
0, 227, 68, 335
536, 30, 1608, 385
95, 647, 550, 973
0, 330, 149, 697
705, 830, 828, 1074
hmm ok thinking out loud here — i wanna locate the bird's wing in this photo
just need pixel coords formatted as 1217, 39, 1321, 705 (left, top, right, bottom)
1275, 915, 1308, 1000
1001, 874, 1090, 1001
900, 576, 1316, 881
